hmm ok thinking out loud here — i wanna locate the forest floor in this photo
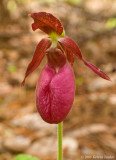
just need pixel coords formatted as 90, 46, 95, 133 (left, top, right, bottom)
0, 0, 116, 160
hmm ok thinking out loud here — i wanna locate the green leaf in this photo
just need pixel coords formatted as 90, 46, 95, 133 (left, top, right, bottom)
106, 18, 116, 29
7, 0, 17, 12
14, 154, 40, 160
65, 0, 83, 6
7, 64, 17, 73
76, 77, 84, 86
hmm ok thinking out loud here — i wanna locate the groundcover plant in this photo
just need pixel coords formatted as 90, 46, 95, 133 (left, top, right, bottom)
22, 12, 110, 160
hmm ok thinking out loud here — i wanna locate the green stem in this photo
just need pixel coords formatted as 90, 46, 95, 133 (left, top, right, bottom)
58, 122, 63, 160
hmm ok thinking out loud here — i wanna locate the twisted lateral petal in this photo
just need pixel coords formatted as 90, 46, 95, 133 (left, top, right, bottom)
58, 37, 111, 81
22, 38, 51, 86
58, 37, 82, 60
82, 59, 111, 81
30, 12, 63, 35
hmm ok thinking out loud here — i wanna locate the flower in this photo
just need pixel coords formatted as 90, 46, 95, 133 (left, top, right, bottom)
22, 12, 110, 124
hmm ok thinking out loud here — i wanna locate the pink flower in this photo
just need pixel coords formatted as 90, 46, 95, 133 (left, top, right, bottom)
22, 12, 110, 124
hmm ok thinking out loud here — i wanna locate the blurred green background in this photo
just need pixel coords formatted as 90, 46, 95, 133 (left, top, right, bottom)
0, 0, 116, 160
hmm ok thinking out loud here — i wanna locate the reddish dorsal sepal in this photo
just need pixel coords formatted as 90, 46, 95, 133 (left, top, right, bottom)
22, 38, 51, 86
58, 37, 82, 60
82, 59, 111, 81
30, 12, 63, 35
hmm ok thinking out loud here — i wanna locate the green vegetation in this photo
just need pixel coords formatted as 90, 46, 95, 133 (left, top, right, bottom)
14, 154, 40, 160
76, 77, 84, 86
7, 64, 17, 73
106, 18, 116, 29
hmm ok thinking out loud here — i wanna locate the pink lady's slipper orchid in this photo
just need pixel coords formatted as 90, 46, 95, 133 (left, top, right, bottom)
22, 12, 111, 124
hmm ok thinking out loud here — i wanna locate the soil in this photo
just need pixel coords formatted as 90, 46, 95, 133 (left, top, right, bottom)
0, 0, 116, 160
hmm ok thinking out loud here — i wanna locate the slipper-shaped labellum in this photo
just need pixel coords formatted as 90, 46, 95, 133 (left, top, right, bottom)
22, 12, 111, 124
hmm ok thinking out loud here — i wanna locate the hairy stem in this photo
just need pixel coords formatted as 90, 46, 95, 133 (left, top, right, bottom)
58, 122, 63, 160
